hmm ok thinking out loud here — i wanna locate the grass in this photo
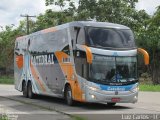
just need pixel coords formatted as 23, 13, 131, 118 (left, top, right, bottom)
0, 115, 9, 120
72, 116, 87, 120
0, 76, 14, 84
139, 84, 160, 92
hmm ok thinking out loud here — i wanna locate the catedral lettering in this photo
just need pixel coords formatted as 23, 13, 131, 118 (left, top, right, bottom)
32, 54, 55, 65
14, 21, 149, 106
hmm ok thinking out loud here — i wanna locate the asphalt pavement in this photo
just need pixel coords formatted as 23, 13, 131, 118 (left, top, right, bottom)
0, 85, 160, 120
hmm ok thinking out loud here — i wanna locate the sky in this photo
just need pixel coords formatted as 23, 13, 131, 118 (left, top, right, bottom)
0, 0, 160, 30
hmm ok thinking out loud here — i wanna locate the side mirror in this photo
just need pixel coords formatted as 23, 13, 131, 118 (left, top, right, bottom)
138, 48, 149, 65
82, 45, 93, 64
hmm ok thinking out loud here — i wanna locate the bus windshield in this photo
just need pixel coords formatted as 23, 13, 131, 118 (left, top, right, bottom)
85, 27, 136, 48
89, 55, 137, 85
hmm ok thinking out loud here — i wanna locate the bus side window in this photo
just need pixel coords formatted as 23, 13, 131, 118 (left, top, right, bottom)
77, 28, 85, 45
69, 27, 78, 50
62, 45, 70, 55
15, 42, 19, 51
74, 50, 88, 78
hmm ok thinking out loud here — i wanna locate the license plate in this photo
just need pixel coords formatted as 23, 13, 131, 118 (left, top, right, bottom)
111, 98, 121, 102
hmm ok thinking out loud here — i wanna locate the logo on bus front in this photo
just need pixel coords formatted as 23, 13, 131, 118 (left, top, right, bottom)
107, 87, 125, 91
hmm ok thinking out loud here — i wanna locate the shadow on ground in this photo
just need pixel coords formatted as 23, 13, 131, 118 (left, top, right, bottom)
4, 94, 133, 112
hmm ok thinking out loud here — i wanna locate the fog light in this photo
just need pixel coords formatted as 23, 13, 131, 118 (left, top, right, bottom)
133, 95, 138, 103
91, 95, 96, 99
134, 96, 137, 99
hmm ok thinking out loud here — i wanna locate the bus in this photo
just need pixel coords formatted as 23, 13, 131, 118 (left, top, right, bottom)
14, 21, 149, 106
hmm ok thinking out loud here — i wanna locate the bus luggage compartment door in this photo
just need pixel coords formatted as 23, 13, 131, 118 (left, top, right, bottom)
45, 64, 65, 94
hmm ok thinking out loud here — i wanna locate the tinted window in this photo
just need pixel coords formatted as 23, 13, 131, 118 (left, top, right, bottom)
86, 27, 136, 48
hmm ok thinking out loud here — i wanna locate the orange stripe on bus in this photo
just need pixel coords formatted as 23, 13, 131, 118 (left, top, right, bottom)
41, 27, 57, 33
55, 51, 85, 102
30, 62, 46, 92
16, 55, 23, 69
16, 36, 24, 40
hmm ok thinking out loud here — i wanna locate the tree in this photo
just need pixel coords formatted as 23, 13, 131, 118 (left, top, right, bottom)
0, 26, 24, 74
33, 9, 75, 32
44, 0, 141, 31
136, 6, 160, 84
18, 19, 36, 34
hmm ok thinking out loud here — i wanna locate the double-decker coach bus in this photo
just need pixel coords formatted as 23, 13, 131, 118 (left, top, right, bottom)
14, 21, 149, 106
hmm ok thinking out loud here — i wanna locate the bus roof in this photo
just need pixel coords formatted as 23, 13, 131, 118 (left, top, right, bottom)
69, 21, 130, 29
16, 21, 130, 40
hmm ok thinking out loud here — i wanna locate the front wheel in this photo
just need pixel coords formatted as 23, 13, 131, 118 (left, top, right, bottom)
65, 86, 74, 106
107, 103, 116, 106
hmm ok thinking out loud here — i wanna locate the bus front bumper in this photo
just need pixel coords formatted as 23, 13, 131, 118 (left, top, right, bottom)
85, 88, 138, 104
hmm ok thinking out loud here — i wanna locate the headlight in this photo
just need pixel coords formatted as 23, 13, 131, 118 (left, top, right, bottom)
88, 86, 98, 91
130, 85, 139, 93
87, 85, 100, 91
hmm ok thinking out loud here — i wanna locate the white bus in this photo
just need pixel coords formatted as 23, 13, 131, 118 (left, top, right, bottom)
14, 21, 149, 106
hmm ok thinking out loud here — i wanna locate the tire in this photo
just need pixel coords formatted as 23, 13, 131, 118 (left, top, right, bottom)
65, 85, 74, 106
107, 103, 116, 106
22, 82, 28, 98
27, 82, 34, 99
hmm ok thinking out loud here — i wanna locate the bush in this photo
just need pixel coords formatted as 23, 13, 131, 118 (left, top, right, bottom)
139, 72, 153, 84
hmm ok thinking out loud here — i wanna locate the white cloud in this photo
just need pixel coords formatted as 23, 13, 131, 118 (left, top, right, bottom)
136, 0, 160, 15
0, 0, 47, 29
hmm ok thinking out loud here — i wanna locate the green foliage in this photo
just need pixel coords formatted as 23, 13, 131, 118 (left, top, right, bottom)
33, 9, 74, 31
140, 84, 160, 92
0, 75, 14, 84
0, 26, 24, 74
18, 19, 36, 34
139, 73, 152, 84
45, 0, 139, 24
136, 6, 160, 84
45, 0, 65, 7
72, 116, 87, 120
0, 115, 9, 120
